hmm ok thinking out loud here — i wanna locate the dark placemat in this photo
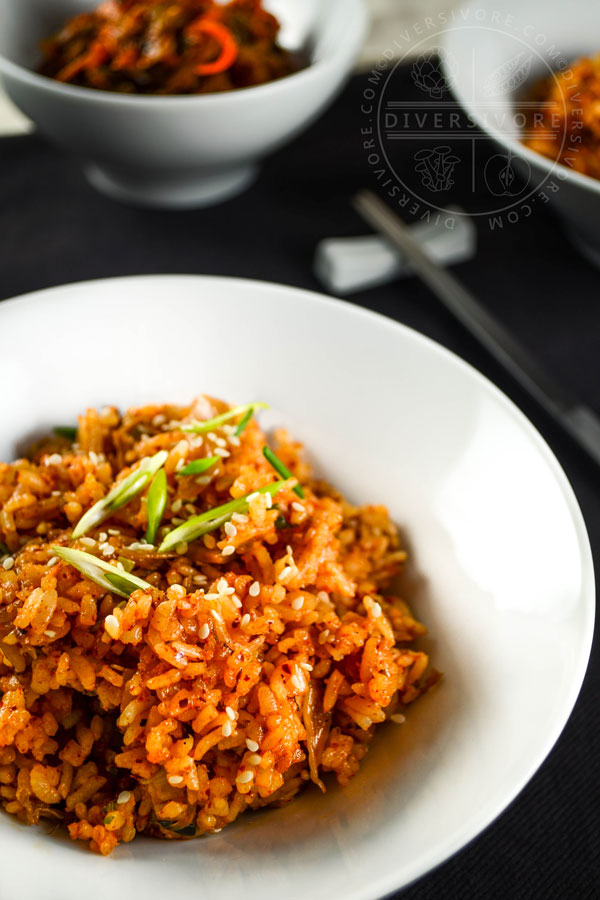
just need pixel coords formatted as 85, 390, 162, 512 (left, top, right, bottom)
0, 70, 599, 899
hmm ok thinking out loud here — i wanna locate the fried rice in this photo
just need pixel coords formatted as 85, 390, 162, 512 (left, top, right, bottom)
0, 396, 438, 855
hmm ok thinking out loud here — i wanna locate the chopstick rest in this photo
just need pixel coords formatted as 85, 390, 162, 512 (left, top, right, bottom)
314, 207, 476, 295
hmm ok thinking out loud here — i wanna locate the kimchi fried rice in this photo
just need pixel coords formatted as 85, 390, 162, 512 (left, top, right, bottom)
0, 397, 439, 855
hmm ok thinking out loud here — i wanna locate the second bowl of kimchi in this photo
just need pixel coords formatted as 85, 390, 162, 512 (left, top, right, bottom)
0, 0, 367, 208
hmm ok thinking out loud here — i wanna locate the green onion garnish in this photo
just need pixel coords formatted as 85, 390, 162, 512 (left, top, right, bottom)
51, 546, 152, 599
262, 447, 305, 499
0, 541, 9, 557
274, 514, 290, 529
235, 408, 254, 436
54, 426, 77, 441
117, 557, 135, 573
177, 456, 219, 477
181, 403, 268, 435
72, 450, 168, 539
145, 468, 167, 545
159, 481, 285, 553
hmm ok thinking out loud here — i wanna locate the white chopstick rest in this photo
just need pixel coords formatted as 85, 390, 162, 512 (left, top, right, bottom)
314, 208, 476, 295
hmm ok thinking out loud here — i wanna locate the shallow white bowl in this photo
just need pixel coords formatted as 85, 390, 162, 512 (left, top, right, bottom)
0, 0, 366, 208
0, 275, 594, 899
442, 0, 600, 264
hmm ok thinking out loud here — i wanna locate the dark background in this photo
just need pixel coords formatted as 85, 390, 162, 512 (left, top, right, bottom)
0, 70, 598, 897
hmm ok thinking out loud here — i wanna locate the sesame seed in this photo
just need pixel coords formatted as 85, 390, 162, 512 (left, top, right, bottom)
88, 451, 99, 465
371, 602, 382, 618
185, 504, 196, 515
45, 453, 63, 466
211, 610, 224, 624
224, 521, 237, 538
232, 596, 242, 608
222, 545, 235, 557
390, 714, 406, 725
204, 593, 219, 601
108, 529, 120, 536
217, 578, 228, 593
290, 674, 302, 690
246, 492, 259, 502
222, 721, 232, 737
249, 581, 260, 597
171, 518, 185, 526
168, 775, 184, 785
241, 614, 250, 627
232, 513, 248, 524
153, 414, 166, 426
222, 586, 235, 596
317, 591, 330, 603
223, 424, 235, 435
229, 436, 241, 448
44, 630, 56, 638
265, 493, 273, 509
278, 566, 293, 582
237, 771, 253, 784
192, 574, 207, 585
196, 475, 211, 486
104, 615, 120, 640
80, 537, 96, 547
175, 459, 185, 472
207, 432, 217, 442
46, 556, 59, 568
300, 662, 313, 672
246, 739, 259, 752
172, 499, 182, 513
292, 596, 304, 610
225, 706, 235, 720
98, 532, 107, 543
286, 545, 294, 558
318, 630, 329, 645
199, 623, 210, 640
176, 542, 188, 555
117, 791, 131, 804
247, 754, 262, 766
214, 448, 230, 458
215, 437, 227, 448
203, 535, 216, 549
169, 584, 185, 598
292, 502, 304, 513
101, 544, 115, 557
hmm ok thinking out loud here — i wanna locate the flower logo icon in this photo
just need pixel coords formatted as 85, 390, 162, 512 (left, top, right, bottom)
411, 52, 448, 99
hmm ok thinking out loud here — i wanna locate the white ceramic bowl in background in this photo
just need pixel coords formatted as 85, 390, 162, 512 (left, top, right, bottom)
0, 0, 367, 208
0, 275, 594, 900
442, 0, 600, 265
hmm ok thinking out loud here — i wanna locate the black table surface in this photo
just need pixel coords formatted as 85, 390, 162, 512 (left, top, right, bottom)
0, 71, 599, 899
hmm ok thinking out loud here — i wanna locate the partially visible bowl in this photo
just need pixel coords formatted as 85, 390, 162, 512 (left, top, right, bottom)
441, 0, 600, 265
0, 0, 367, 208
0, 275, 594, 900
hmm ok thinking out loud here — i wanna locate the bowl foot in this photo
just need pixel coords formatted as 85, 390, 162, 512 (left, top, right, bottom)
83, 163, 258, 209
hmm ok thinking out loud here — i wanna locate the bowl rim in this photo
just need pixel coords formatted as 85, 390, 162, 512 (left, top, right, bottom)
440, 15, 600, 198
0, 272, 595, 898
0, 0, 367, 107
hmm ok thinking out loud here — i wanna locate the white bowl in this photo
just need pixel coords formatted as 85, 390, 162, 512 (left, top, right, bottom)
442, 0, 600, 264
0, 275, 594, 899
0, 0, 366, 208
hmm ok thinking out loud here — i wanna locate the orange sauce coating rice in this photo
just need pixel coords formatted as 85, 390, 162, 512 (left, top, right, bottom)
523, 55, 600, 180
0, 397, 439, 855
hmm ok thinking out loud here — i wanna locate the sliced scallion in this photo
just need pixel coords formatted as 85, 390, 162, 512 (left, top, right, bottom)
262, 447, 305, 499
159, 481, 285, 553
72, 450, 168, 539
235, 408, 254, 436
181, 403, 268, 435
177, 456, 219, 477
54, 426, 77, 441
145, 468, 168, 545
52, 546, 152, 599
